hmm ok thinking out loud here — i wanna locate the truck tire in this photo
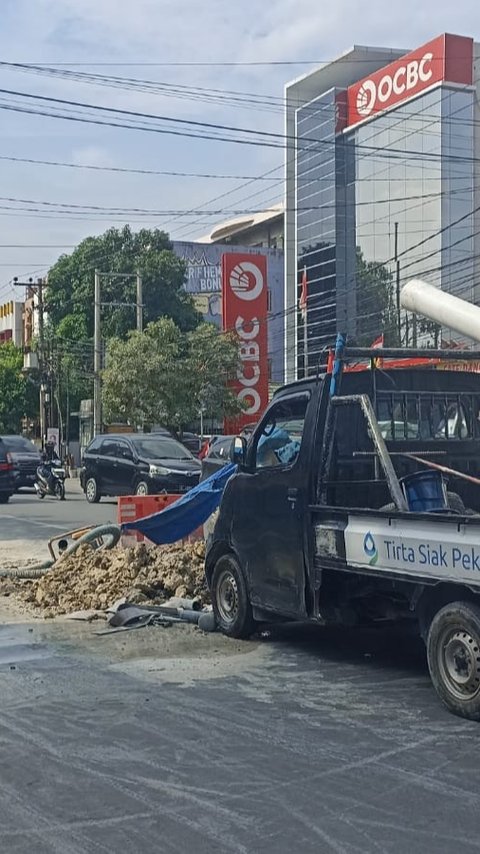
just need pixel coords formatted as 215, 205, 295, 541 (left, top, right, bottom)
211, 554, 255, 639
427, 601, 480, 720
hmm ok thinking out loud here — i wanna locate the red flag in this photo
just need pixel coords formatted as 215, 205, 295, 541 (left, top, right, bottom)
371, 333, 384, 350
299, 266, 308, 321
371, 333, 384, 368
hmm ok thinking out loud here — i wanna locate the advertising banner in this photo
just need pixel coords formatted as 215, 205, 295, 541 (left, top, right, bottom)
221, 253, 269, 433
46, 428, 60, 451
347, 34, 473, 128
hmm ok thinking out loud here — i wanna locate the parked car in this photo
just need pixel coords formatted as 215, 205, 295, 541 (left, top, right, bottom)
0, 435, 41, 491
151, 427, 201, 457
181, 431, 202, 457
201, 435, 236, 480
80, 433, 202, 503
0, 440, 14, 503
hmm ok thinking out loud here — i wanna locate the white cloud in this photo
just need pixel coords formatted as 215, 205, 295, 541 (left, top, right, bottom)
70, 145, 115, 168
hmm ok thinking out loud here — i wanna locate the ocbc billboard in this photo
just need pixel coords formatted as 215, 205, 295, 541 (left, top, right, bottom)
347, 34, 473, 129
222, 253, 269, 432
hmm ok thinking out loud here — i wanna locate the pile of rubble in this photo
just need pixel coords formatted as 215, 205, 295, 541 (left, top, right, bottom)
15, 541, 208, 617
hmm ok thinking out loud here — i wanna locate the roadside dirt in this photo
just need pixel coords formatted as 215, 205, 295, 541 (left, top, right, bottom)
1, 541, 209, 617
0, 539, 264, 684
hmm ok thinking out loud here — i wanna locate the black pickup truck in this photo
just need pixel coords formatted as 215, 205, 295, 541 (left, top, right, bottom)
205, 355, 480, 720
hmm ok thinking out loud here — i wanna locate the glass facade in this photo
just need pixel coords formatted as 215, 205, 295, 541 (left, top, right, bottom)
348, 86, 474, 346
296, 90, 340, 372
296, 84, 475, 366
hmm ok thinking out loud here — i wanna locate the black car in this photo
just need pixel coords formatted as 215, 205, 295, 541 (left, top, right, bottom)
80, 433, 202, 503
201, 435, 235, 481
0, 440, 14, 503
0, 435, 41, 491
150, 427, 201, 457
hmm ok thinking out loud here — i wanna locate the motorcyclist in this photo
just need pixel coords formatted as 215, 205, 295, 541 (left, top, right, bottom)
39, 441, 61, 493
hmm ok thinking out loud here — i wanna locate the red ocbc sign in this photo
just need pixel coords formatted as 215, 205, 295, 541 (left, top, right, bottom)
347, 33, 473, 128
222, 253, 269, 433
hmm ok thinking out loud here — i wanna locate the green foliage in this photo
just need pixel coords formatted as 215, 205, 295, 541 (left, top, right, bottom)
102, 319, 242, 430
185, 323, 244, 420
355, 247, 399, 346
46, 226, 200, 339
0, 343, 37, 433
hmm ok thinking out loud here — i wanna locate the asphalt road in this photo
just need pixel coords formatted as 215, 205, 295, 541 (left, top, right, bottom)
0, 479, 116, 546
1, 616, 479, 853
2, 485, 480, 851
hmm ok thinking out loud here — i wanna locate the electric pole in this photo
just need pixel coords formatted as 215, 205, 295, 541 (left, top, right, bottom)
94, 269, 102, 436
394, 222, 401, 345
93, 270, 144, 437
136, 271, 143, 332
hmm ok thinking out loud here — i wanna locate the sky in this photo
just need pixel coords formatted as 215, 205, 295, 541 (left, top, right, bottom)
0, 0, 479, 302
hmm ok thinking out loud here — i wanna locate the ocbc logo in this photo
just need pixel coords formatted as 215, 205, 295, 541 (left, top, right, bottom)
229, 261, 264, 301
356, 51, 434, 118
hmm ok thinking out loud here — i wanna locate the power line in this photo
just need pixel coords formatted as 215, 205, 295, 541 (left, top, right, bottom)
0, 153, 284, 182
1, 86, 480, 164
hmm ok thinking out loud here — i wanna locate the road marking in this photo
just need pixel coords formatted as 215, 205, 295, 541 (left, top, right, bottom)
0, 515, 69, 530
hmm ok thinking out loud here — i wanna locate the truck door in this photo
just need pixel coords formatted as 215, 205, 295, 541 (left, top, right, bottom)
231, 391, 313, 618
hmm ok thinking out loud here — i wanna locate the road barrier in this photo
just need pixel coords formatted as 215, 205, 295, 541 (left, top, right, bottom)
117, 494, 203, 545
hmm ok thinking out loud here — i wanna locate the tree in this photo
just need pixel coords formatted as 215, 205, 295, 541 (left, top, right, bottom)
0, 343, 37, 432
102, 319, 242, 431
355, 247, 399, 346
46, 226, 200, 340
184, 324, 244, 422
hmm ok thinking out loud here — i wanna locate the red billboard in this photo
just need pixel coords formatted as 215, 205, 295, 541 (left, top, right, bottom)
347, 34, 473, 128
222, 253, 269, 433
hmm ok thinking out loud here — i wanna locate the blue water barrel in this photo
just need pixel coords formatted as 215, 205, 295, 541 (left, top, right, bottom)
401, 470, 448, 513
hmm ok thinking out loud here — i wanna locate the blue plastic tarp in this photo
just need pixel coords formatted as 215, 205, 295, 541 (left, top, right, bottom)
121, 463, 237, 545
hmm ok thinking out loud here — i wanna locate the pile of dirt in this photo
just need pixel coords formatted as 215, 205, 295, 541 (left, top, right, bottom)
15, 541, 208, 616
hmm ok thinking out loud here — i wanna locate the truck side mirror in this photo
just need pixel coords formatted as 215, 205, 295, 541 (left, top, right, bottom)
230, 436, 247, 466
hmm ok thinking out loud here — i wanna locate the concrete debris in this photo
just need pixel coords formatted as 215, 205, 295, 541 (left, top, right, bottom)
15, 541, 208, 617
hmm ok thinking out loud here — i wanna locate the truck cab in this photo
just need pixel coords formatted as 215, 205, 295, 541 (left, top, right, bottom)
206, 363, 480, 720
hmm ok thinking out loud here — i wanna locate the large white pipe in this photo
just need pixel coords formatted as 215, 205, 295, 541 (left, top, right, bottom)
400, 279, 480, 344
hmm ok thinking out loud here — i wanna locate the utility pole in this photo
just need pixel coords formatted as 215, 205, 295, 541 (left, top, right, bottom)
136, 271, 143, 332
94, 269, 102, 436
94, 270, 141, 436
304, 314, 308, 378
394, 222, 401, 346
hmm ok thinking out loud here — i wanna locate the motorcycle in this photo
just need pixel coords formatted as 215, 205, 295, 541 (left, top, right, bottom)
34, 460, 66, 500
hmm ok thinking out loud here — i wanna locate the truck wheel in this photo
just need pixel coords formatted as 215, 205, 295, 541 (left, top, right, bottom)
211, 554, 255, 639
427, 601, 480, 720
